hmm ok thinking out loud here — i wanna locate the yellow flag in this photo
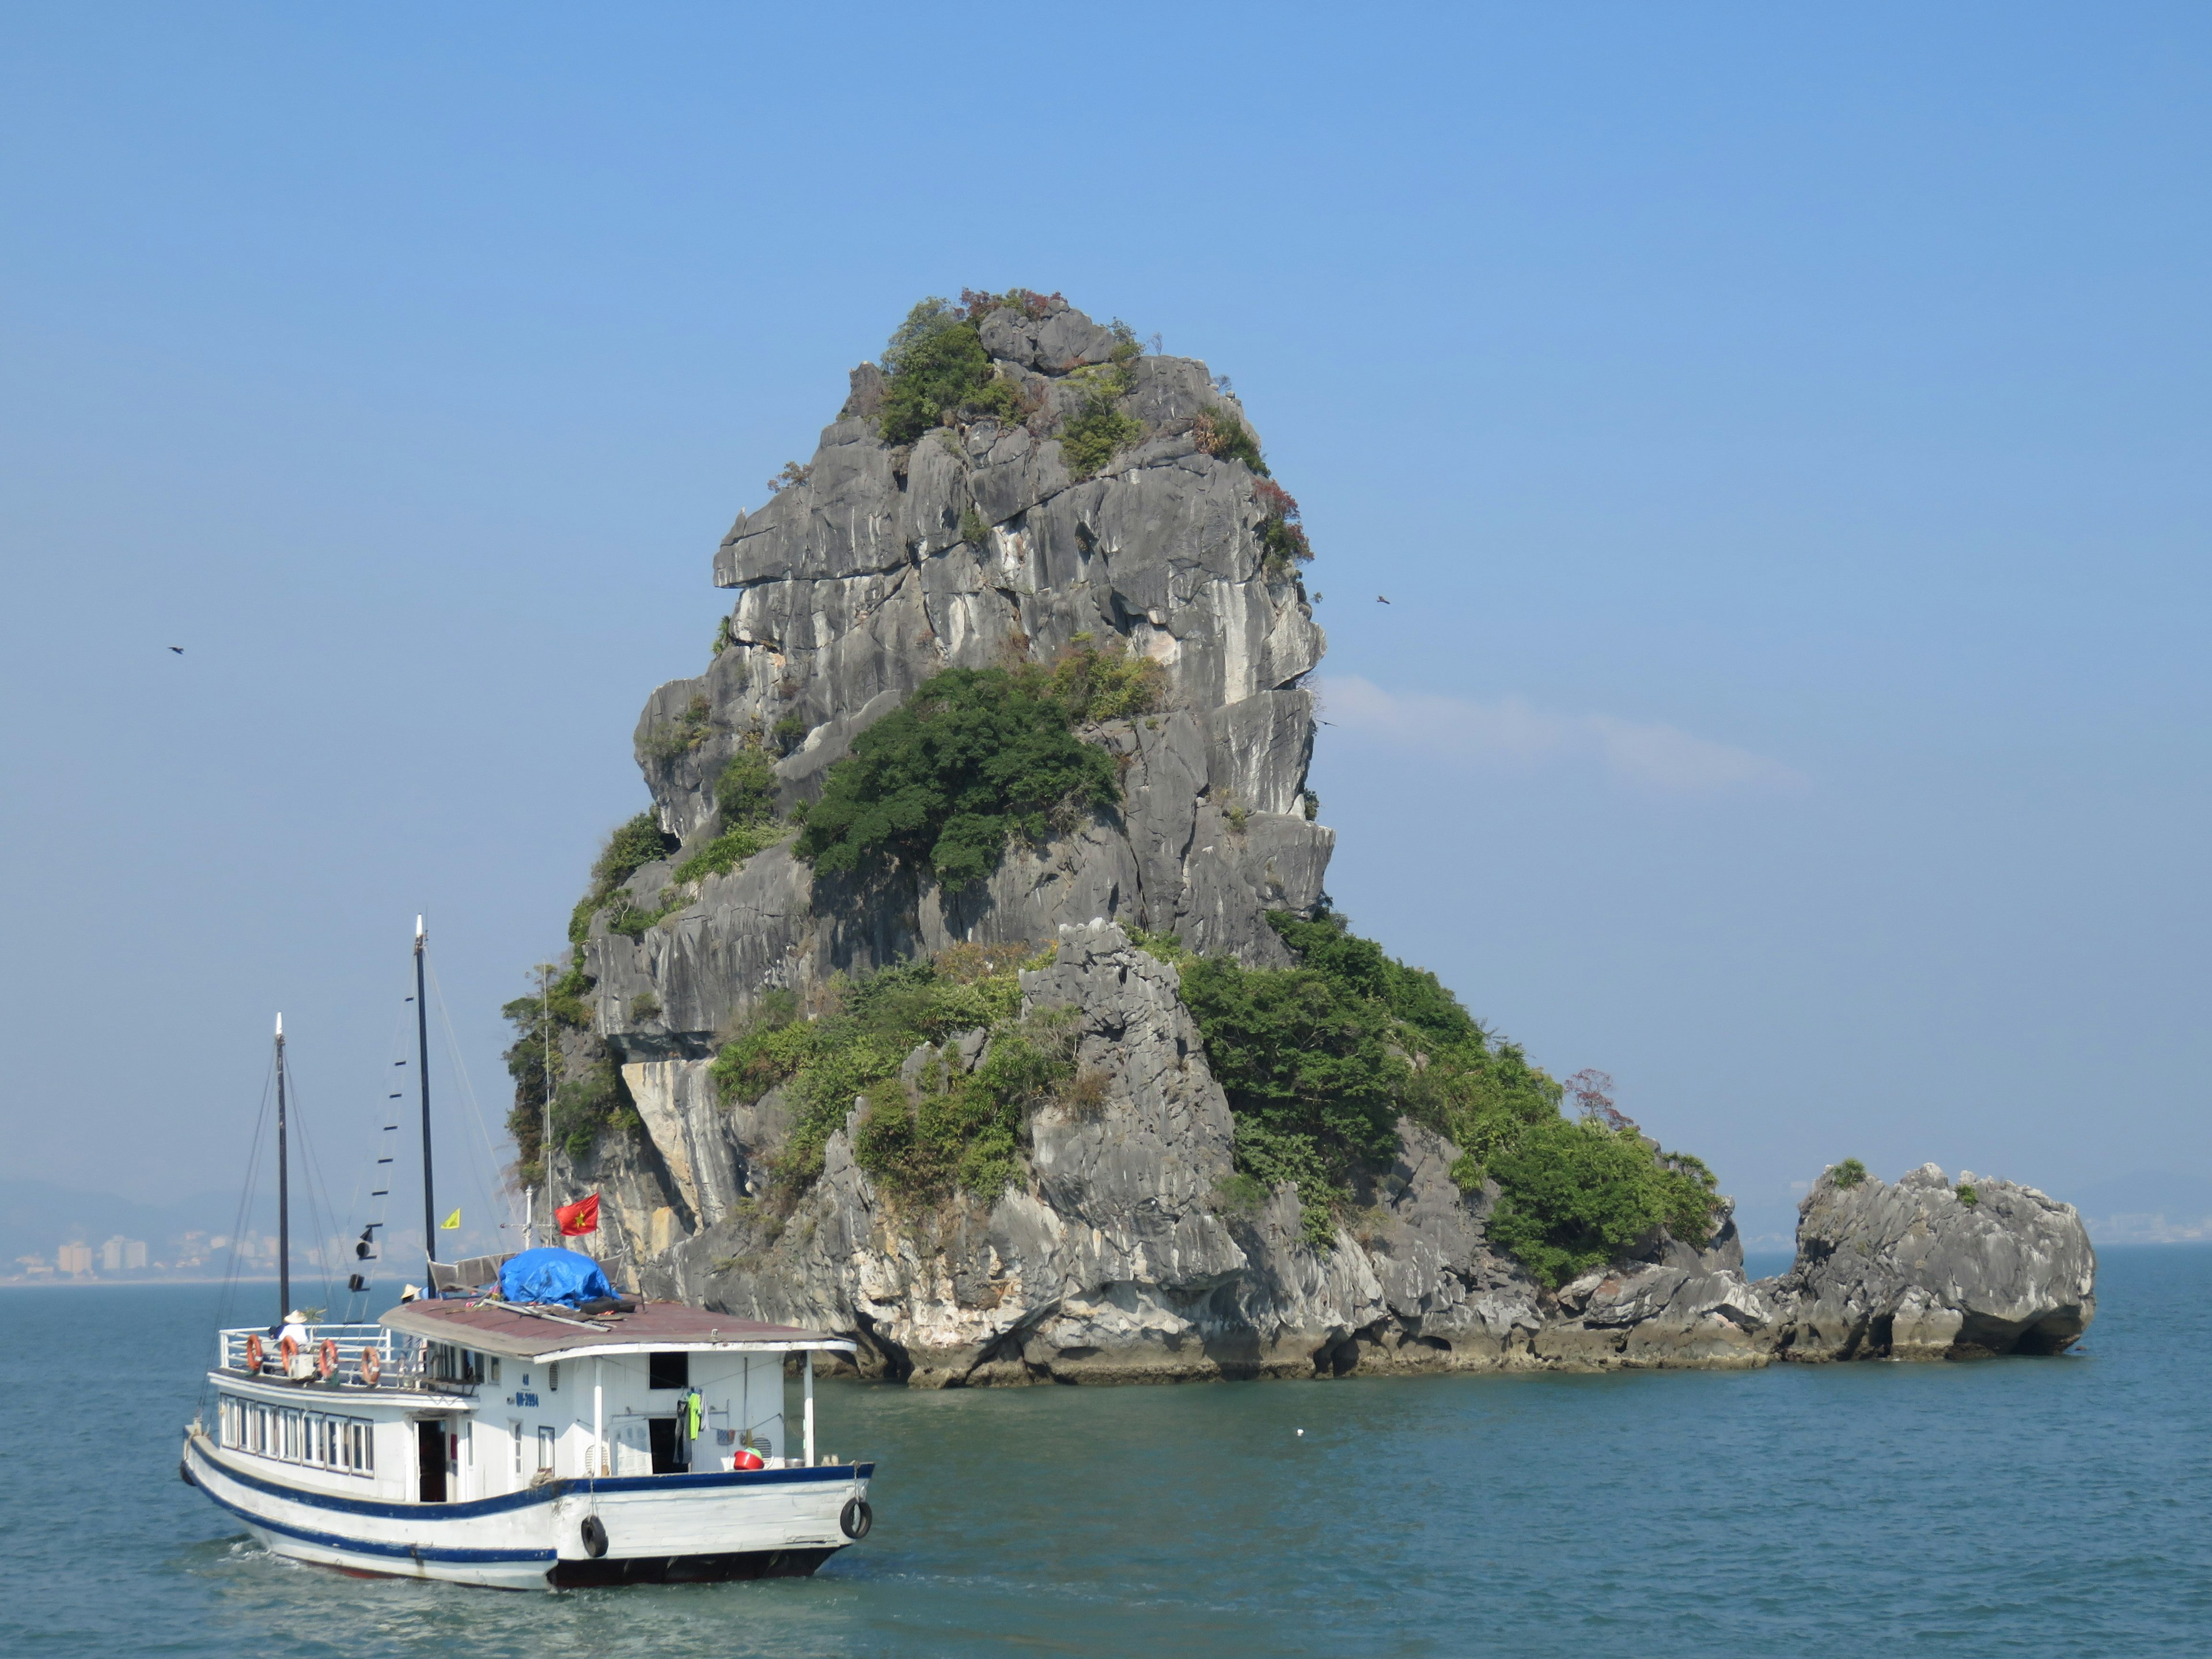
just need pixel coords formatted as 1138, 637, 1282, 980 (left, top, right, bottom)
441, 1209, 461, 1230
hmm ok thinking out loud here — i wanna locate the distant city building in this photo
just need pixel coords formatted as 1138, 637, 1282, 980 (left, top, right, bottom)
124, 1239, 147, 1270
58, 1243, 92, 1275
14, 1254, 54, 1277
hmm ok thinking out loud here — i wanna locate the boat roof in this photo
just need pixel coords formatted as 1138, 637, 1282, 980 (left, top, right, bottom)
379, 1297, 854, 1362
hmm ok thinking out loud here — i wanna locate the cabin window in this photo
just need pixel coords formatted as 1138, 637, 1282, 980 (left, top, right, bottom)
548, 1362, 559, 1392
488, 1358, 500, 1382
510, 1421, 524, 1476
536, 1426, 555, 1473
647, 1351, 690, 1390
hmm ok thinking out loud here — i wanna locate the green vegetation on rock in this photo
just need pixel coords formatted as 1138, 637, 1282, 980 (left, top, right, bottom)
548, 1057, 642, 1160
499, 956, 601, 1186
569, 812, 677, 944
1191, 405, 1268, 474
1171, 910, 1719, 1277
1483, 1119, 1719, 1290
642, 694, 715, 763
708, 942, 1067, 1204
669, 749, 793, 885
793, 639, 1160, 889
1832, 1157, 1868, 1189
1059, 359, 1142, 479
877, 297, 1027, 446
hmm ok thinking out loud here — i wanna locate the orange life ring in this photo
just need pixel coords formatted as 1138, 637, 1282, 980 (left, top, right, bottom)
279, 1335, 300, 1369
317, 1338, 338, 1380
243, 1334, 264, 1373
359, 1346, 382, 1387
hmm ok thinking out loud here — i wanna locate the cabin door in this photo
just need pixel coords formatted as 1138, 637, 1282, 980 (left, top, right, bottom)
417, 1420, 448, 1503
648, 1416, 683, 1473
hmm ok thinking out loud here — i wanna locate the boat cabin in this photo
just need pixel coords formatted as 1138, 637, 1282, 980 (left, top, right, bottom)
207, 1298, 856, 1507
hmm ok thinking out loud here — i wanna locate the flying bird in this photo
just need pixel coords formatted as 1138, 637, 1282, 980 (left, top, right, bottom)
1376, 594, 1391, 604
168, 646, 184, 653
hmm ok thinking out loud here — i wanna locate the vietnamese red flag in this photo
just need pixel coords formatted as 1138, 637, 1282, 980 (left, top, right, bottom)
555, 1192, 600, 1236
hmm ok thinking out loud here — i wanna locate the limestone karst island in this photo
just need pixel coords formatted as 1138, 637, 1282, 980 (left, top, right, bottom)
506, 290, 2095, 1385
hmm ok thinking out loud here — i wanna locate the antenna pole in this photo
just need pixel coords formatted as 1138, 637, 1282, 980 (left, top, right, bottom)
542, 963, 556, 1249
415, 917, 435, 1266
275, 1013, 290, 1323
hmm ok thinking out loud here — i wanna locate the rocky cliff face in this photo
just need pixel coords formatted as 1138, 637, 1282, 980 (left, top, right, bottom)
535, 295, 2094, 1378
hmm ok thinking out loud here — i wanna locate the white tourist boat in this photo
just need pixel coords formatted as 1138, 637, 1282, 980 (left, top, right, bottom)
180, 1296, 874, 1588
180, 923, 874, 1588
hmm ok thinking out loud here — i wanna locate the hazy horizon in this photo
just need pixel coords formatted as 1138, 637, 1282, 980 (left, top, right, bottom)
2, 5, 2205, 1237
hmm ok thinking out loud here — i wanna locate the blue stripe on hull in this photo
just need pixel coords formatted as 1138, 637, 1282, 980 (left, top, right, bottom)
195, 1438, 874, 1521
196, 1475, 556, 1566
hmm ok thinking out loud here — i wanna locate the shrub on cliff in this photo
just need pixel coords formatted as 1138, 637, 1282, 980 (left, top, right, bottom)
708, 944, 1061, 1201
501, 957, 596, 1186
877, 298, 1025, 446
794, 666, 1122, 888
1191, 405, 1268, 475
1483, 1117, 1720, 1289
1169, 910, 1714, 1272
1059, 360, 1142, 479
669, 749, 793, 885
1175, 910, 1556, 1243
568, 812, 677, 943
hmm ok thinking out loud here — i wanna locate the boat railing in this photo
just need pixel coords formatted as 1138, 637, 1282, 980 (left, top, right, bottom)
215, 1324, 461, 1392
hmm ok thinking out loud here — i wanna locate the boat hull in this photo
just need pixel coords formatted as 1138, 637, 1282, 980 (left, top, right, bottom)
183, 1431, 871, 1590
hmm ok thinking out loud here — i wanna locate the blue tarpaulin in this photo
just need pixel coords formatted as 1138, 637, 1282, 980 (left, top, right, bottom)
499, 1247, 614, 1308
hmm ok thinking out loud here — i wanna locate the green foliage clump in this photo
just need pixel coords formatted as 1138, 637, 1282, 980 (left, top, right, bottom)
660, 749, 795, 888
501, 956, 595, 1187
630, 993, 661, 1022
1043, 632, 1166, 724
1253, 480, 1313, 571
715, 749, 779, 827
707, 943, 1057, 1199
878, 298, 1028, 446
550, 1058, 641, 1159
1833, 1157, 1868, 1189
672, 820, 789, 886
569, 812, 678, 943
960, 505, 988, 546
642, 694, 716, 763
772, 712, 810, 756
1059, 359, 1142, 479
855, 1010, 1077, 1203
1125, 926, 1195, 967
1956, 1183, 1979, 1208
1483, 1118, 1721, 1289
1175, 910, 1715, 1273
1191, 406, 1268, 474
794, 666, 1121, 889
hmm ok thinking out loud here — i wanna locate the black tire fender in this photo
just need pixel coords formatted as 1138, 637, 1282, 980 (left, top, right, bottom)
179, 1457, 197, 1487
580, 1514, 608, 1559
839, 1497, 873, 1540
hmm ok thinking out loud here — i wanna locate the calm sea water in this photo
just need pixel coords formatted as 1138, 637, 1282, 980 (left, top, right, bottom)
5, 1248, 2207, 1657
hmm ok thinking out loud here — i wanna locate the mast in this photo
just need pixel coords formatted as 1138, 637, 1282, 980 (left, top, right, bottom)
415, 917, 435, 1265
275, 1012, 290, 1321
543, 963, 556, 1249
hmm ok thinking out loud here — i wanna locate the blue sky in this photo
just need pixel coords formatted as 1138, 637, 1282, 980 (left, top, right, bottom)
2, 3, 2205, 1247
